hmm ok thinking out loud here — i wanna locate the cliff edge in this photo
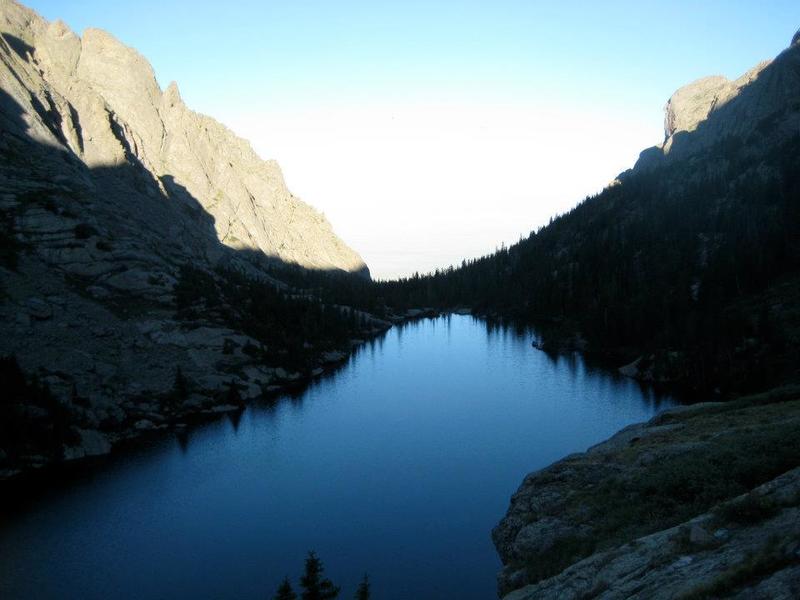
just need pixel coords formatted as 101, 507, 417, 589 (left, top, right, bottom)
494, 389, 800, 599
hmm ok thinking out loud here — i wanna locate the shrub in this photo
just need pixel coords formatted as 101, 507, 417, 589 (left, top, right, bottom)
715, 494, 778, 525
74, 223, 98, 239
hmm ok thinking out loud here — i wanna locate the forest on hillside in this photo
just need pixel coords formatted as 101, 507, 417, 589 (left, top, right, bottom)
372, 130, 800, 394
95, 117, 799, 399
257, 124, 800, 397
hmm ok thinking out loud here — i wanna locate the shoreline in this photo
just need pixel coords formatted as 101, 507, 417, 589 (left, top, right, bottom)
493, 385, 800, 598
0, 308, 456, 485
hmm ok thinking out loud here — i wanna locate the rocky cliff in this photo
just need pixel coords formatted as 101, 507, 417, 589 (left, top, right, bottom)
0, 0, 378, 476
633, 35, 800, 170
493, 390, 800, 599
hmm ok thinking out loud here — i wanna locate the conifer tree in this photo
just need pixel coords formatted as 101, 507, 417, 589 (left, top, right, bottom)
225, 379, 242, 406
173, 366, 188, 402
354, 574, 370, 600
300, 551, 340, 600
273, 577, 297, 600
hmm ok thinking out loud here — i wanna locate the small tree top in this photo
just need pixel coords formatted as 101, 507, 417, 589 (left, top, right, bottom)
355, 574, 370, 600
300, 551, 340, 600
274, 577, 297, 600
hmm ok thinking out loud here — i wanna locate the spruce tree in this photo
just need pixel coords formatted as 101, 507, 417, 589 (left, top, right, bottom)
299, 551, 340, 600
172, 366, 188, 403
225, 379, 242, 406
354, 574, 370, 600
273, 577, 297, 600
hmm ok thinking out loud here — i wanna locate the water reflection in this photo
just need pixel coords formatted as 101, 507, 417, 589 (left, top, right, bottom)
0, 315, 675, 600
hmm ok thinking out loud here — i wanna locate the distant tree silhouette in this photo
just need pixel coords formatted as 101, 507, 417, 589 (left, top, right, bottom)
0, 354, 79, 460
367, 130, 800, 396
354, 574, 370, 600
273, 577, 298, 600
172, 366, 188, 402
300, 551, 340, 600
225, 378, 242, 406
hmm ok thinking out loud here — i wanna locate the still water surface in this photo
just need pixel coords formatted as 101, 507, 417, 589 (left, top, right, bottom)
0, 315, 674, 599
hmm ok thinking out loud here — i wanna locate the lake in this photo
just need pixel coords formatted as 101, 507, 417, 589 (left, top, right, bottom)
0, 315, 674, 599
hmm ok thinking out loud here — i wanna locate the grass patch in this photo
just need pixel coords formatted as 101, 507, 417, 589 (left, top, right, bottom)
714, 493, 778, 526
516, 415, 800, 585
679, 537, 799, 599
577, 421, 800, 553
521, 535, 597, 585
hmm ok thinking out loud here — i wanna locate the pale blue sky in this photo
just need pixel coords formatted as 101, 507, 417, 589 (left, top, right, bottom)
25, 1, 800, 114
23, 1, 800, 277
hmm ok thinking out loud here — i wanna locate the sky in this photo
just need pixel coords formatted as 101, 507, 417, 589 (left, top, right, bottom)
24, 1, 800, 279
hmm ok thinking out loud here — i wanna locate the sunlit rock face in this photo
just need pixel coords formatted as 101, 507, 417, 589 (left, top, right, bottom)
0, 0, 368, 275
663, 75, 736, 138
627, 30, 800, 173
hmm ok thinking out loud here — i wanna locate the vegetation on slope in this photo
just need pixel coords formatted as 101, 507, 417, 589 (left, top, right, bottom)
374, 131, 800, 396
174, 265, 376, 372
494, 386, 800, 596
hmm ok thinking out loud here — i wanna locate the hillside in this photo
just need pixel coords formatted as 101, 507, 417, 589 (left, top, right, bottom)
480, 31, 800, 599
0, 0, 382, 477
378, 32, 800, 398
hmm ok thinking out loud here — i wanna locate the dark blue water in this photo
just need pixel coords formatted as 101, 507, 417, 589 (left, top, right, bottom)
0, 315, 673, 600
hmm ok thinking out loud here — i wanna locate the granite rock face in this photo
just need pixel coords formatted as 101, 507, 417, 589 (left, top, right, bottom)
0, 0, 367, 275
494, 396, 800, 599
629, 31, 800, 172
0, 0, 373, 476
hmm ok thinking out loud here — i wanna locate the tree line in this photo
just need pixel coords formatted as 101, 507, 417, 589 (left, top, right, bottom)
273, 552, 370, 600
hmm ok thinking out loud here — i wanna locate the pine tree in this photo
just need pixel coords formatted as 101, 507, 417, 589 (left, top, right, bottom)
274, 577, 297, 600
173, 366, 188, 402
300, 551, 340, 600
354, 574, 370, 600
225, 379, 242, 406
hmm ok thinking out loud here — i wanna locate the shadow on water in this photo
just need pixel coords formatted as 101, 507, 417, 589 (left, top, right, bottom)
0, 56, 387, 511
475, 315, 679, 407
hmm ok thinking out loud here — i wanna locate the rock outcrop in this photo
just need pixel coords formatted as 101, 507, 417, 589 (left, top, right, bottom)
0, 0, 367, 275
630, 31, 800, 171
0, 0, 376, 477
494, 391, 800, 599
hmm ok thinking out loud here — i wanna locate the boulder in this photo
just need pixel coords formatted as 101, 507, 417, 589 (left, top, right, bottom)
63, 428, 111, 460
689, 523, 714, 546
25, 298, 52, 320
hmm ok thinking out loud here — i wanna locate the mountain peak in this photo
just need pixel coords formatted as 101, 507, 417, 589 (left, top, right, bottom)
164, 81, 182, 107
663, 75, 731, 138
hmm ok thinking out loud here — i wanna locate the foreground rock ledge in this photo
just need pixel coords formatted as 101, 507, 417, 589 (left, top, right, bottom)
493, 388, 800, 599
